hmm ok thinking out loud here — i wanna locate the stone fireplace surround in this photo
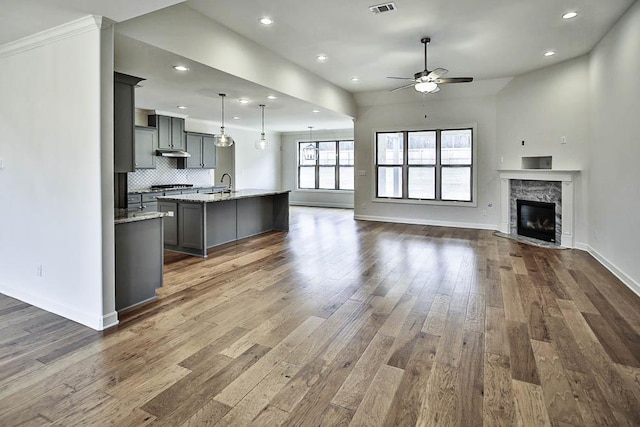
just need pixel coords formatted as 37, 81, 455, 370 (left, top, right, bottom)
499, 170, 580, 248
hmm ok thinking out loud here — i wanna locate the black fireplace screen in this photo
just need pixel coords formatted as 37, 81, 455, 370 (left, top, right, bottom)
517, 200, 556, 242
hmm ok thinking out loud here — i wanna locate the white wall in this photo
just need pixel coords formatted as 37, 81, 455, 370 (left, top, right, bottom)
588, 0, 640, 293
281, 128, 355, 208
353, 86, 501, 229
185, 118, 281, 191
0, 17, 113, 330
496, 55, 590, 245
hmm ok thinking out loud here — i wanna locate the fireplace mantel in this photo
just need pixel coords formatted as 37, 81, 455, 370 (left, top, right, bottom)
498, 169, 581, 247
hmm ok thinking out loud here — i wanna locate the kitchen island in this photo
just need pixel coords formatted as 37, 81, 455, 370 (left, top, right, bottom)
158, 189, 290, 257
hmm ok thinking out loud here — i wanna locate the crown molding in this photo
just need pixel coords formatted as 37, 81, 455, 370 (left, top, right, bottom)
0, 15, 114, 58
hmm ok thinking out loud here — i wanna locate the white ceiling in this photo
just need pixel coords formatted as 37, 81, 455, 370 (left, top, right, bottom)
0, 0, 635, 132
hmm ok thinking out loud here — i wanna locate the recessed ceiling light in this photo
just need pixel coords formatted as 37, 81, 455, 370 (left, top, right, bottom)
177, 105, 187, 110
260, 17, 273, 25
267, 95, 277, 100
562, 11, 578, 19
316, 54, 328, 62
351, 77, 360, 82
173, 65, 189, 71
239, 98, 250, 104
312, 109, 320, 113
544, 51, 556, 57
233, 116, 240, 120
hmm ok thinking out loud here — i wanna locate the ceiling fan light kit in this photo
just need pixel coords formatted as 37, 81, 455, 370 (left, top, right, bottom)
388, 37, 473, 94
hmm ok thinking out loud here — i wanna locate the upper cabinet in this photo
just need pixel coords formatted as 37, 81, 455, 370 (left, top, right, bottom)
114, 72, 144, 173
134, 126, 157, 169
178, 132, 217, 169
148, 115, 185, 150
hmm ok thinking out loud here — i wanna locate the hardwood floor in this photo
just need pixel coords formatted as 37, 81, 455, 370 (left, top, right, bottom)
1, 206, 639, 426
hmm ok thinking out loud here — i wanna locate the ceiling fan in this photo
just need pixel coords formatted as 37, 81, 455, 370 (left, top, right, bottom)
388, 37, 473, 93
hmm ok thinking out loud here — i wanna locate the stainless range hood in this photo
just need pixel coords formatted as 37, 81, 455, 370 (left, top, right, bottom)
156, 149, 191, 158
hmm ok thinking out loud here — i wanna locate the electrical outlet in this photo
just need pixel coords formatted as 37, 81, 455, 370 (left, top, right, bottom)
36, 264, 43, 277
500, 156, 504, 164
482, 210, 487, 216
560, 136, 567, 144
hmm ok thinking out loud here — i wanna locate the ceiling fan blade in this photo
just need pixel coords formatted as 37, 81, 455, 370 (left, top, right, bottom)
386, 76, 415, 80
426, 68, 448, 80
390, 83, 415, 92
435, 77, 473, 84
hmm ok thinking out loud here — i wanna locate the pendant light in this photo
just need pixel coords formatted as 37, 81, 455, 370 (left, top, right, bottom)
213, 93, 234, 147
302, 126, 317, 161
255, 104, 268, 150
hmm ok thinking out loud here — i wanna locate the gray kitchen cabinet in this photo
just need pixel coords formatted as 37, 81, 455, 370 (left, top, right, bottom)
114, 72, 144, 173
159, 202, 178, 246
115, 217, 163, 311
179, 203, 204, 250
148, 115, 185, 150
179, 132, 217, 169
134, 126, 157, 169
127, 194, 142, 212
180, 189, 198, 195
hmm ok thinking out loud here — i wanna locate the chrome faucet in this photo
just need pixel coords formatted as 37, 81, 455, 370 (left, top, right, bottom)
220, 173, 232, 192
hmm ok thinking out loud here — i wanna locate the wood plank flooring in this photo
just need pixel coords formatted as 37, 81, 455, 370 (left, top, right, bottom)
1, 206, 639, 426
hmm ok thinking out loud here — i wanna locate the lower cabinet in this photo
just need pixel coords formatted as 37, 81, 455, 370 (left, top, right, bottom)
115, 218, 163, 311
159, 202, 178, 246
179, 203, 204, 249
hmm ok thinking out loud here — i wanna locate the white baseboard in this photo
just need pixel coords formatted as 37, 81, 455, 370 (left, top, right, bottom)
353, 214, 499, 231
0, 282, 111, 331
585, 245, 640, 298
290, 201, 354, 209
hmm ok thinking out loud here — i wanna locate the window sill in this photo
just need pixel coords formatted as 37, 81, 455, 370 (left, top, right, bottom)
295, 189, 354, 195
372, 197, 477, 208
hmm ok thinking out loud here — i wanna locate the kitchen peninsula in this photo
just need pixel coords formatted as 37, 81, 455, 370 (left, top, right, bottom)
158, 189, 290, 257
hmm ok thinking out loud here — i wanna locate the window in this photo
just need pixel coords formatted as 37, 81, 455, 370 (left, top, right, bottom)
298, 140, 354, 190
375, 128, 473, 202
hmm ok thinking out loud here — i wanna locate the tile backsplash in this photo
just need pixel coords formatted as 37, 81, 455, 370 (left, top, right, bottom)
128, 157, 215, 190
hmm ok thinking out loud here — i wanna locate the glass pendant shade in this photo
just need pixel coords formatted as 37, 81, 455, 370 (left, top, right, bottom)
214, 93, 234, 147
415, 81, 438, 93
255, 104, 268, 150
302, 126, 317, 160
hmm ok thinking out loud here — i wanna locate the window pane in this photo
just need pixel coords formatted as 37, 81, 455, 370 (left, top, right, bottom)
339, 166, 354, 190
408, 131, 436, 164
318, 141, 336, 165
299, 167, 315, 189
319, 166, 336, 189
442, 129, 472, 165
339, 141, 354, 165
442, 167, 471, 201
408, 167, 435, 199
377, 133, 403, 165
299, 142, 316, 166
377, 166, 402, 197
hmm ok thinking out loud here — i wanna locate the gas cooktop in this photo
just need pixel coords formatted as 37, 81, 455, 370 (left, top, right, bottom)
150, 184, 194, 190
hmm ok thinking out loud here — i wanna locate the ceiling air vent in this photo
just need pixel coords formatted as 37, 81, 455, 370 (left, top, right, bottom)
369, 2, 397, 14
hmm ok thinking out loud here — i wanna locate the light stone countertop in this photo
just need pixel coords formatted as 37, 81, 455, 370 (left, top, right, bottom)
114, 210, 168, 225
157, 189, 290, 203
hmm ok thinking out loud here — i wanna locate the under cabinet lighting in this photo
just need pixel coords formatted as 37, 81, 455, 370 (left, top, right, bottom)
173, 65, 189, 71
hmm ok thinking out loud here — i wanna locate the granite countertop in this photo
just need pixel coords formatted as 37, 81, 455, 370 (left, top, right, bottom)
114, 210, 169, 225
157, 189, 290, 203
128, 185, 227, 194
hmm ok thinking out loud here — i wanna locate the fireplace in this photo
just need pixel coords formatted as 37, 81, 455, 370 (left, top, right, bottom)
517, 200, 556, 242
